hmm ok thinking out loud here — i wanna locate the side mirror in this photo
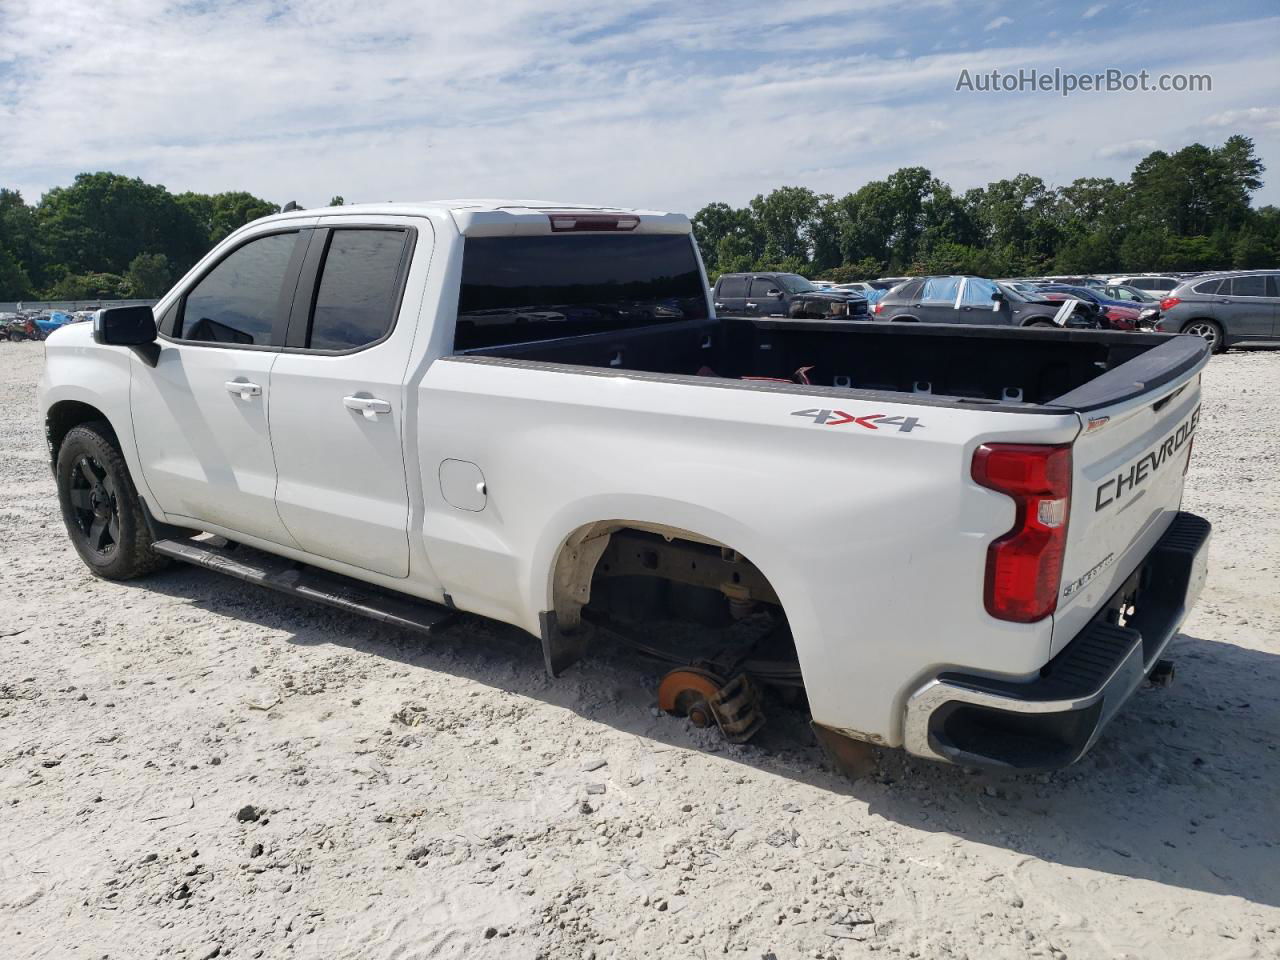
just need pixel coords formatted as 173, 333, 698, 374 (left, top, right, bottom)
991, 290, 1005, 301
94, 305, 156, 345
94, 305, 160, 366
767, 288, 781, 297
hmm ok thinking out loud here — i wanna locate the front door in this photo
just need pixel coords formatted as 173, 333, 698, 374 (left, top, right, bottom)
269, 222, 424, 579
749, 277, 786, 317
958, 277, 1004, 324
131, 229, 307, 547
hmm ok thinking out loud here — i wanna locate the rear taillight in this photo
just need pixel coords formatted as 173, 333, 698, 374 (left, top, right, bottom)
972, 443, 1073, 623
1159, 296, 1181, 311
873, 301, 884, 315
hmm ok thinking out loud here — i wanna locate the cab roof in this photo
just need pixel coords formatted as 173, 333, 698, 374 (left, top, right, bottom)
255, 199, 692, 237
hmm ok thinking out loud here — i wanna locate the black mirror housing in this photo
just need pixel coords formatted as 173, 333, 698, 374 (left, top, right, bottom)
94, 305, 157, 346
991, 290, 1005, 301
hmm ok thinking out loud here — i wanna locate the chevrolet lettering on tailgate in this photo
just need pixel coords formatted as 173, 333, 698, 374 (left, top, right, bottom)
1095, 405, 1200, 511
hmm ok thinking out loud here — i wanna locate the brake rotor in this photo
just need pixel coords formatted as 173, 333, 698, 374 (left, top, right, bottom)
657, 666, 765, 743
657, 667, 724, 729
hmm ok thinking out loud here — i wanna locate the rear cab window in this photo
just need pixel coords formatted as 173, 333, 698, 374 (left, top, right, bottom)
455, 234, 709, 350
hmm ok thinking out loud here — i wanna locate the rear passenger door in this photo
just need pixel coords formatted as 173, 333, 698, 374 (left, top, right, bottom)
917, 276, 961, 323
714, 275, 748, 316
268, 219, 429, 579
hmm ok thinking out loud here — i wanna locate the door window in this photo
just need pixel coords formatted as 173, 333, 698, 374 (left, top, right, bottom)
179, 232, 299, 345
718, 276, 747, 298
1227, 275, 1267, 298
750, 277, 782, 298
921, 277, 961, 304
961, 277, 998, 306
307, 229, 410, 350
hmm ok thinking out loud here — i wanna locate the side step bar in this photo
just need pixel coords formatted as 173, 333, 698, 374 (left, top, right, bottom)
152, 538, 457, 636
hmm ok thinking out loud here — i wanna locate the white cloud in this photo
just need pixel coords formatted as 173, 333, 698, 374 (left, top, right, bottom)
0, 2, 1277, 212
1083, 4, 1106, 18
1203, 106, 1280, 131
984, 15, 1014, 30
1096, 139, 1159, 160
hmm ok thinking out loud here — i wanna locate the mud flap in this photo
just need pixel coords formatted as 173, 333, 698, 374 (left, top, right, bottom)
539, 610, 590, 677
811, 723, 877, 781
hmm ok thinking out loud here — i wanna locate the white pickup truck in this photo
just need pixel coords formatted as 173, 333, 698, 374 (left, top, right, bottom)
38, 200, 1211, 772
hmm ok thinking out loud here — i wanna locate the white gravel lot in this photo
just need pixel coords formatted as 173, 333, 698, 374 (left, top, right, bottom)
1, 340, 1277, 960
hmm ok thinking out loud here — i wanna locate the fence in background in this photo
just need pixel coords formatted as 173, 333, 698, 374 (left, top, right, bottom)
0, 299, 159, 313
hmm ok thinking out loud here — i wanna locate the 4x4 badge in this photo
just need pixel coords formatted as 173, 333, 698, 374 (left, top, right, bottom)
792, 409, 923, 432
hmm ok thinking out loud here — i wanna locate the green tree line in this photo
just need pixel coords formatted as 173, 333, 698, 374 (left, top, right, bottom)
0, 172, 280, 300
693, 135, 1278, 282
2, 137, 1275, 300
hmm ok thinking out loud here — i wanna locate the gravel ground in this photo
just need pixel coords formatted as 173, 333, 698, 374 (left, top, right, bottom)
1, 340, 1278, 960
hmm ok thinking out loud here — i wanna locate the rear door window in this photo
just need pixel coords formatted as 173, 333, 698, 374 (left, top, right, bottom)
456, 234, 709, 350
1194, 279, 1222, 295
306, 229, 410, 351
1228, 275, 1267, 298
718, 276, 747, 298
921, 277, 961, 304
178, 232, 300, 345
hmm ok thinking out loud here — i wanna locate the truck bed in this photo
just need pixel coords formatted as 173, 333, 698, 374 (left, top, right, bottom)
458, 317, 1206, 411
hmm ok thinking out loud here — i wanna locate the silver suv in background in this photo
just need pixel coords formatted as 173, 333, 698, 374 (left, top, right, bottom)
1160, 271, 1280, 353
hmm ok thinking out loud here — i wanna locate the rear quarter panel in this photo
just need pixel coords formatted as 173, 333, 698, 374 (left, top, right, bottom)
416, 359, 1081, 745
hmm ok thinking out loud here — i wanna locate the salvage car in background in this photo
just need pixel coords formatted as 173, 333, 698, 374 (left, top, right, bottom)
872, 276, 1108, 329
1158, 270, 1280, 352
1035, 284, 1161, 331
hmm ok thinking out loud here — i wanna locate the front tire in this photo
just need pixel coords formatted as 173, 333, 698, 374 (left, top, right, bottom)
56, 422, 168, 580
1025, 318, 1056, 328
1182, 319, 1225, 354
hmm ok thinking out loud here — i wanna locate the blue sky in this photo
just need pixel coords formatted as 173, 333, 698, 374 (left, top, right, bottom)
2, 0, 1279, 213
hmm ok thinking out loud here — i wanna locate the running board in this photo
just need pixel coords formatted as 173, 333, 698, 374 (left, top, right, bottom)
152, 538, 456, 636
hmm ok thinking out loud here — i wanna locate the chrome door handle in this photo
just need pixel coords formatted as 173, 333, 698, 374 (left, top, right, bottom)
746, 301, 758, 308
343, 396, 392, 419
713, 302, 725, 309
225, 381, 262, 400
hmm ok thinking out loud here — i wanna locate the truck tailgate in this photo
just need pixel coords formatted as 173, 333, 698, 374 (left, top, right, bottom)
1051, 343, 1208, 654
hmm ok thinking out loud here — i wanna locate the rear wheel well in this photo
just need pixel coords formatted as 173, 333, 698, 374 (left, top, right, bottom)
46, 401, 116, 467
549, 522, 781, 631
543, 521, 797, 681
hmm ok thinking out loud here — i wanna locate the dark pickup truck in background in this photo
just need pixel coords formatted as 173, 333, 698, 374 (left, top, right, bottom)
713, 272, 869, 320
